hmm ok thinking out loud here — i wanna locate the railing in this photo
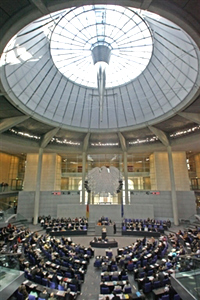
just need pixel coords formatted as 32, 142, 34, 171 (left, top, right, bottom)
0, 185, 22, 193
0, 202, 28, 228
174, 255, 200, 299
0, 252, 22, 270
179, 213, 198, 226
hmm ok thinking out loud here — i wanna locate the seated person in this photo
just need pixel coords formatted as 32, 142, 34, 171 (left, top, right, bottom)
48, 292, 57, 300
113, 283, 122, 293
29, 287, 38, 298
18, 284, 28, 299
39, 288, 49, 300
123, 280, 131, 292
100, 278, 107, 288
65, 288, 74, 300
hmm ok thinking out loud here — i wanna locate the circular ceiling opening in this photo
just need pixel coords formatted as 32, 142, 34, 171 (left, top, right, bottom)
0, 5, 199, 132
50, 5, 153, 88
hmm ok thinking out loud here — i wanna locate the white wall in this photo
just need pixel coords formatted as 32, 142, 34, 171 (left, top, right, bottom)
17, 190, 196, 223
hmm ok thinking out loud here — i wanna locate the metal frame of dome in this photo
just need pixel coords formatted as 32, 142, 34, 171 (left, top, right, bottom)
0, 4, 199, 133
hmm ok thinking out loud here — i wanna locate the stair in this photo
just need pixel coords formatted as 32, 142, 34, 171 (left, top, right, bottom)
87, 221, 96, 236
9, 215, 28, 231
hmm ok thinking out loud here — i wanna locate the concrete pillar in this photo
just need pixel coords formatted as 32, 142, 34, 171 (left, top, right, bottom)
82, 152, 86, 205
123, 152, 129, 205
33, 148, 43, 225
167, 146, 179, 225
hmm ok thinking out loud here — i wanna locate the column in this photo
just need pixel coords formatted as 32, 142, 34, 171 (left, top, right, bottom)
167, 146, 179, 225
123, 152, 129, 205
33, 147, 43, 225
82, 152, 86, 205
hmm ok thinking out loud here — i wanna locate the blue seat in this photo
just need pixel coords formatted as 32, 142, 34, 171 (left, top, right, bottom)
159, 295, 169, 300
28, 295, 36, 300
124, 286, 132, 293
111, 275, 119, 281
147, 269, 153, 276
142, 259, 147, 266
58, 284, 65, 291
143, 282, 152, 293
42, 278, 49, 287
162, 278, 170, 286
55, 259, 60, 265
125, 255, 131, 261
153, 280, 161, 289
94, 260, 102, 268
138, 272, 145, 278
121, 275, 128, 280
106, 251, 113, 258
63, 261, 69, 268
17, 292, 24, 300
127, 262, 134, 272
103, 275, 110, 281
114, 287, 122, 294
65, 272, 72, 278
68, 283, 78, 292
119, 259, 125, 268
159, 225, 164, 233
38, 298, 46, 300
49, 281, 56, 289
75, 273, 82, 280
87, 250, 92, 257
27, 273, 33, 281
35, 275, 42, 284
111, 264, 118, 271
24, 270, 28, 278
100, 286, 110, 294
173, 294, 180, 300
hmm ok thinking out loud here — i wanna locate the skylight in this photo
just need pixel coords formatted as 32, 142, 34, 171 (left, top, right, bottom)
50, 5, 153, 88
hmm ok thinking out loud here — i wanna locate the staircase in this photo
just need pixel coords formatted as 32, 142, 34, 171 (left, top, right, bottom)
87, 221, 96, 236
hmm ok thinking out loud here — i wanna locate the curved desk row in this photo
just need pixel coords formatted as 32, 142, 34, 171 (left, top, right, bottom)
122, 230, 160, 237
49, 230, 87, 236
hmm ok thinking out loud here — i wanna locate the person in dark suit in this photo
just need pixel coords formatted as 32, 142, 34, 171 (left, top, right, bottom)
39, 288, 49, 300
102, 225, 107, 240
113, 222, 116, 234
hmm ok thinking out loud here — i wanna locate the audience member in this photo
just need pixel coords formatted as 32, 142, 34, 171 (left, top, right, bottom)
39, 288, 50, 300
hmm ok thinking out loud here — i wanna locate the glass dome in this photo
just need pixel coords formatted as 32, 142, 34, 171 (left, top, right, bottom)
0, 5, 199, 132
50, 5, 153, 88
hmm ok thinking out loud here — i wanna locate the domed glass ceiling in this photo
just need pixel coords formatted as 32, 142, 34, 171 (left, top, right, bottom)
0, 5, 199, 132
50, 5, 153, 88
